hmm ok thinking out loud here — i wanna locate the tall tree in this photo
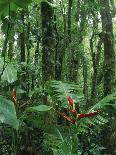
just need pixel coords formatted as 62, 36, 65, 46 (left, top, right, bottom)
100, 0, 115, 96
100, 0, 115, 154
41, 1, 55, 124
67, 0, 73, 43
90, 13, 102, 103
54, 15, 64, 80
19, 10, 27, 96
41, 1, 55, 84
68, 1, 86, 82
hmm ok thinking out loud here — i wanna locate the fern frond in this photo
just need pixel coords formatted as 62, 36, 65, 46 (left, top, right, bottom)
82, 93, 116, 126
89, 93, 116, 111
47, 80, 83, 108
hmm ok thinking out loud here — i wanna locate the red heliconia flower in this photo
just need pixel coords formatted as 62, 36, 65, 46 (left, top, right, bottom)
71, 109, 77, 114
66, 108, 77, 114
58, 112, 76, 124
12, 88, 16, 104
67, 96, 74, 106
59, 95, 102, 124
77, 110, 102, 119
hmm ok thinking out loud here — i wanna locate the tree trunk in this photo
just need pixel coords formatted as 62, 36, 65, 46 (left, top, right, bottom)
19, 10, 27, 97
67, 0, 73, 43
82, 56, 88, 103
100, 0, 115, 154
90, 29, 102, 103
41, 1, 55, 84
54, 15, 64, 80
100, 0, 115, 96
68, 3, 86, 82
41, 1, 55, 124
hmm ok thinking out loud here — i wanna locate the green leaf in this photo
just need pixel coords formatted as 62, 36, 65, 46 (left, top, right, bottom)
1, 18, 9, 34
89, 93, 116, 111
14, 0, 32, 8
0, 0, 32, 19
0, 57, 4, 75
0, 95, 19, 130
0, 1, 18, 19
26, 105, 52, 112
33, 0, 47, 2
47, 80, 82, 108
1, 63, 17, 83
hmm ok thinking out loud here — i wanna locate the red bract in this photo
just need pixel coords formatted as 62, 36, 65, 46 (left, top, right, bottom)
71, 109, 77, 114
77, 110, 102, 119
67, 96, 74, 106
12, 88, 16, 104
66, 108, 77, 114
59, 112, 76, 124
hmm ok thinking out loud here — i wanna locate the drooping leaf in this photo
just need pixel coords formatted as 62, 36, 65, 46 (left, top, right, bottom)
0, 95, 19, 130
1, 63, 17, 83
0, 0, 32, 19
0, 1, 18, 19
26, 105, 52, 112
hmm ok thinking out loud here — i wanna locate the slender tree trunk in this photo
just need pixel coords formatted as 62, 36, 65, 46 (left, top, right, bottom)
54, 15, 64, 80
60, 0, 67, 48
82, 55, 88, 103
8, 39, 14, 60
19, 10, 27, 97
34, 36, 40, 65
68, 3, 86, 82
90, 36, 103, 102
26, 12, 31, 93
100, 0, 115, 96
67, 0, 73, 43
20, 12, 26, 63
100, 0, 115, 154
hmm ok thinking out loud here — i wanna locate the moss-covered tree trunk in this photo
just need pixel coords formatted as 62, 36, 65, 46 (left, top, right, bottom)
54, 17, 64, 80
41, 1, 55, 84
68, 1, 86, 82
100, 0, 115, 96
19, 10, 27, 99
41, 1, 55, 124
100, 0, 115, 154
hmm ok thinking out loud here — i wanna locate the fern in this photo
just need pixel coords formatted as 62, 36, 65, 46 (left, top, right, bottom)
89, 92, 116, 111
84, 93, 116, 126
47, 80, 83, 108
47, 80, 115, 127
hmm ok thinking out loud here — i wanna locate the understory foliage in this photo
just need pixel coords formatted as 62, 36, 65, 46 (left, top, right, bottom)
0, 80, 116, 154
0, 0, 116, 154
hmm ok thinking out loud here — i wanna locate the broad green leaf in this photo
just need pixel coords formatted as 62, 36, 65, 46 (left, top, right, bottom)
14, 0, 32, 8
0, 1, 18, 19
26, 105, 52, 112
1, 63, 17, 83
0, 0, 32, 19
0, 95, 19, 130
